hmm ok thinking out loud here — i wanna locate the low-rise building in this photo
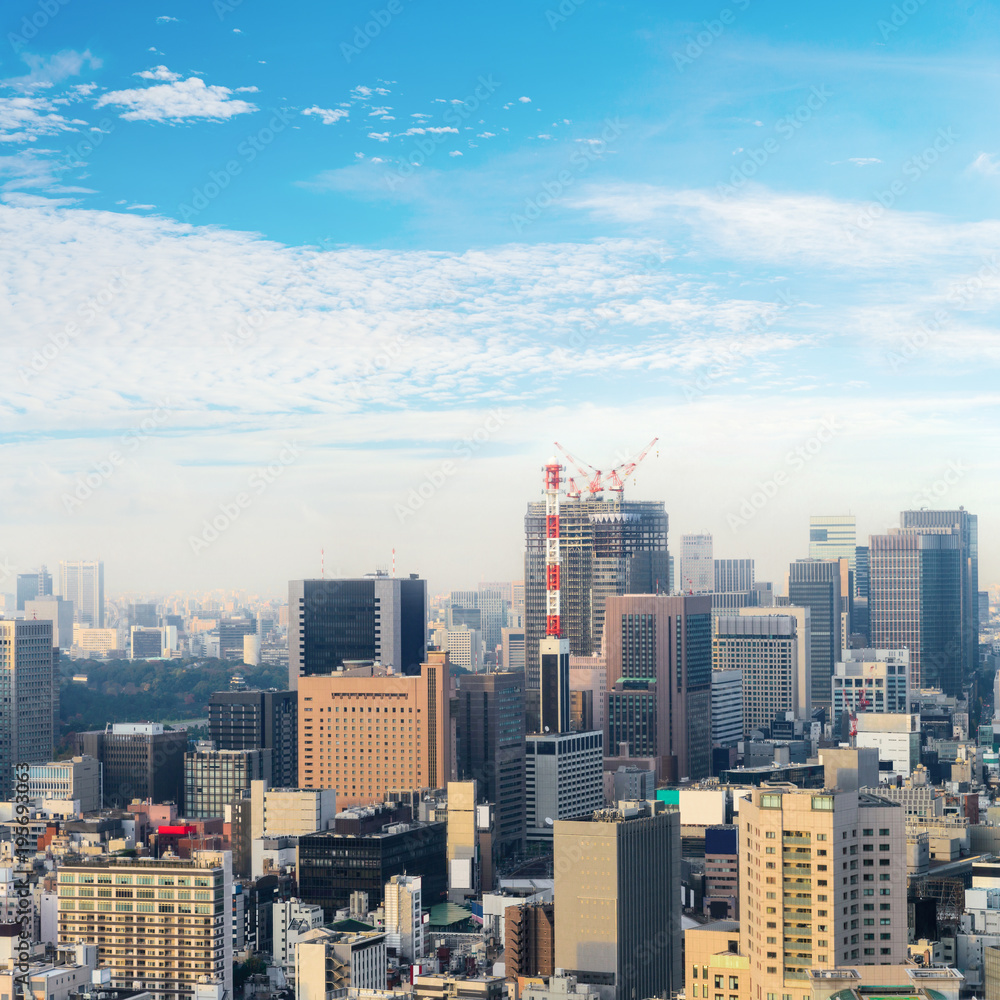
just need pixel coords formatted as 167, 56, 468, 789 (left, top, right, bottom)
295, 928, 387, 1000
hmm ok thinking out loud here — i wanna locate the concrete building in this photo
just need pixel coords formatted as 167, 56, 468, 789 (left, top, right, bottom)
703, 825, 739, 920
412, 974, 505, 1000
816, 747, 880, 791
525, 730, 603, 842
680, 533, 714, 594
832, 649, 910, 718
432, 627, 482, 673
70, 626, 118, 658
248, 779, 336, 840
183, 748, 270, 820
604, 593, 713, 781
17, 564, 52, 610
287, 573, 427, 688
500, 628, 525, 672
715, 558, 754, 593
273, 898, 325, 971
295, 928, 387, 1000
383, 874, 422, 961
505, 901, 554, 979
788, 558, 846, 714
455, 670, 526, 855
569, 654, 606, 735
554, 799, 681, 1000
810, 515, 858, 569
59, 560, 104, 628
685, 921, 749, 1000
714, 614, 802, 737
57, 852, 233, 1000
711, 668, 744, 745
25, 596, 75, 649
74, 722, 187, 809
0, 617, 57, 797
737, 786, 907, 998
209, 689, 298, 788
854, 713, 921, 778
447, 780, 481, 902
28, 756, 101, 813
297, 655, 451, 808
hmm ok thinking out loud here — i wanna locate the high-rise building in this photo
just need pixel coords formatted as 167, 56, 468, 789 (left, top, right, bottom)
714, 614, 804, 737
714, 558, 754, 593
16, 565, 52, 610
74, 722, 187, 808
604, 593, 713, 781
501, 628, 526, 672
539, 637, 570, 735
525, 731, 603, 842
57, 852, 233, 1000
900, 508, 979, 686
184, 748, 270, 819
711, 668, 744, 746
130, 603, 158, 628
680, 533, 714, 593
384, 874, 423, 962
297, 654, 450, 807
738, 786, 906, 996
869, 530, 963, 694
24, 595, 74, 648
832, 649, 910, 719
506, 902, 555, 979
247, 779, 337, 841
432, 626, 482, 673
788, 558, 845, 714
130, 626, 166, 659
59, 560, 104, 628
0, 618, 56, 797
569, 654, 606, 735
810, 515, 857, 569
511, 581, 525, 627
209, 689, 298, 788
219, 618, 256, 661
554, 799, 681, 1000
287, 573, 427, 688
524, 498, 669, 694
455, 670, 526, 855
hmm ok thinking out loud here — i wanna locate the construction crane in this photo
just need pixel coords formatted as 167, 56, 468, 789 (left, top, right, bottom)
553, 437, 659, 500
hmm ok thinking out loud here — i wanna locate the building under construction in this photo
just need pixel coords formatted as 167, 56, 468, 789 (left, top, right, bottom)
524, 496, 670, 699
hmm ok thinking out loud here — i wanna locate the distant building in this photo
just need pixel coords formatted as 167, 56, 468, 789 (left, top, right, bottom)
129, 604, 158, 628
16, 565, 52, 611
832, 648, 910, 718
711, 668, 743, 745
680, 533, 714, 594
219, 618, 256, 661
714, 558, 754, 593
24, 596, 74, 649
59, 560, 104, 628
432, 626, 482, 673
71, 626, 119, 659
501, 628, 525, 672
809, 514, 857, 569
525, 731, 603, 842
28, 756, 101, 813
295, 927, 387, 998
209, 689, 298, 788
788, 558, 846, 713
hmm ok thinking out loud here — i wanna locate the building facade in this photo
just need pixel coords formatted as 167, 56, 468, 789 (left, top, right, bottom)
209, 689, 298, 788
59, 560, 104, 628
832, 649, 910, 719
680, 533, 714, 594
16, 565, 52, 610
28, 756, 101, 813
184, 749, 270, 820
788, 559, 845, 714
711, 668, 744, 746
525, 731, 603, 841
715, 558, 755, 593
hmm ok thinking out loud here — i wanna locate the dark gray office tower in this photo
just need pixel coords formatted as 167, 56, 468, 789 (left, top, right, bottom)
219, 617, 256, 661
900, 508, 979, 683
129, 603, 158, 628
456, 670, 526, 854
788, 559, 845, 714
288, 572, 427, 688
450, 588, 508, 653
714, 558, 754, 592
209, 689, 298, 787
539, 639, 571, 735
870, 529, 964, 695
16, 566, 52, 611
524, 498, 669, 696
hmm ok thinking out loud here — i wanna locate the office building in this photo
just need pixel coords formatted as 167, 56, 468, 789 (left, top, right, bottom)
853, 714, 920, 778
869, 530, 963, 694
71, 626, 119, 658
184, 748, 270, 820
74, 723, 187, 808
539, 637, 570, 735
27, 755, 101, 813
788, 558, 846, 713
604, 593, 713, 781
447, 780, 484, 902
24, 596, 74, 649
686, 922, 750, 1000
129, 603, 158, 628
130, 626, 166, 660
432, 626, 482, 673
501, 627, 525, 672
506, 902, 555, 979
59, 560, 104, 628
57, 852, 233, 1000
297, 654, 450, 808
478, 583, 512, 652
711, 668, 744, 745
810, 515, 857, 569
715, 558, 754, 593
525, 730, 603, 841
218, 618, 256, 661
296, 927, 387, 998
209, 689, 298, 788
554, 799, 681, 1000
248, 780, 336, 839
512, 581, 525, 626
383, 874, 423, 962
832, 649, 910, 719
0, 618, 56, 797
714, 614, 803, 737
524, 498, 669, 694
703, 825, 739, 919
455, 670, 526, 855
738, 786, 906, 995
16, 565, 52, 610
288, 573, 427, 687
680, 533, 714, 593
569, 654, 606, 735
297, 817, 447, 919
272, 898, 325, 971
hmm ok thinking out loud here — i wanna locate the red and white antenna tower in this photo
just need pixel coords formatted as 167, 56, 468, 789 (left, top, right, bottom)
544, 456, 563, 638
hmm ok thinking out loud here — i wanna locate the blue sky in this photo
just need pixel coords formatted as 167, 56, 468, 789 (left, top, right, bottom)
1, 0, 999, 595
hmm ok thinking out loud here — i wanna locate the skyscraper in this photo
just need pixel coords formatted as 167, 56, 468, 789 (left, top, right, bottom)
788, 559, 845, 714
680, 533, 714, 593
0, 618, 56, 798
869, 529, 963, 695
524, 498, 669, 696
809, 514, 857, 569
553, 799, 681, 1000
288, 573, 427, 688
59, 560, 104, 627
209, 688, 298, 787
16, 565, 52, 610
714, 558, 754, 593
456, 670, 526, 855
23, 595, 74, 648
604, 593, 712, 781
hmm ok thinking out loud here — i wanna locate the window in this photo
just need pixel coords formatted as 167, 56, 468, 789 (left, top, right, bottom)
879, 829, 889, 836
714, 978, 722, 989
863, 828, 873, 836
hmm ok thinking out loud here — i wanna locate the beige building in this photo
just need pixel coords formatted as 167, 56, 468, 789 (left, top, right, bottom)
383, 874, 422, 962
249, 780, 336, 839
71, 626, 119, 657
447, 780, 478, 902
685, 920, 749, 1000
56, 852, 233, 1000
298, 653, 451, 807
295, 928, 386, 1000
738, 786, 907, 998
739, 605, 812, 720
553, 800, 680, 1000
28, 755, 101, 813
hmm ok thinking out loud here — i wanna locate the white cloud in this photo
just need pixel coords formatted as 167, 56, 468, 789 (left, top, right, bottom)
5, 50, 101, 90
233, 28, 242, 33
449, 150, 463, 157
399, 126, 458, 136
94, 76, 258, 122
847, 157, 882, 166
125, 203, 156, 210
367, 131, 391, 142
155, 15, 178, 23
0, 95, 78, 143
136, 65, 181, 81
302, 106, 348, 125
970, 152, 1000, 176
351, 85, 373, 99
518, 96, 531, 103
234, 86, 259, 93
476, 132, 496, 139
